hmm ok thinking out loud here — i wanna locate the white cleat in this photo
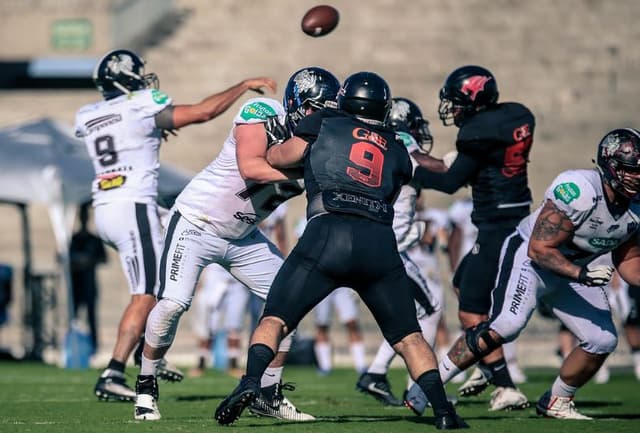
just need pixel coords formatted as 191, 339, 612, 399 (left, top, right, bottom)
507, 364, 528, 384
536, 391, 592, 420
249, 382, 315, 421
489, 386, 529, 411
134, 394, 161, 420
458, 367, 490, 397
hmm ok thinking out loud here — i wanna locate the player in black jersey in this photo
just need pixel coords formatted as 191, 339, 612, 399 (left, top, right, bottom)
411, 65, 534, 411
215, 72, 468, 429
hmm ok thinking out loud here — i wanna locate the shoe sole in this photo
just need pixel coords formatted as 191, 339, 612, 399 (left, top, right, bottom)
404, 399, 424, 416
156, 371, 184, 383
215, 390, 257, 425
134, 410, 161, 421
490, 401, 530, 411
458, 382, 489, 397
356, 385, 403, 406
95, 390, 135, 402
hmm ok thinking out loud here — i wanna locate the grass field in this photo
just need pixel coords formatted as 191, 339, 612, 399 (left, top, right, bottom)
0, 362, 638, 433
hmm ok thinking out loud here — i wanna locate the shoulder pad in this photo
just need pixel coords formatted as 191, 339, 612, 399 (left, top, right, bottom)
129, 89, 173, 116
547, 170, 597, 212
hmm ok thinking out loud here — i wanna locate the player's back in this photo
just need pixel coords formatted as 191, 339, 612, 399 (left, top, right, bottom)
75, 89, 172, 205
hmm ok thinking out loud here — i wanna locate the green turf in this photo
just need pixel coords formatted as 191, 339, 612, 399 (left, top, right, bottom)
0, 362, 638, 432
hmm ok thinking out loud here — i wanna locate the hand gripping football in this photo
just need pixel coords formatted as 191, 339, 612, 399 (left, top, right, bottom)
301, 5, 339, 37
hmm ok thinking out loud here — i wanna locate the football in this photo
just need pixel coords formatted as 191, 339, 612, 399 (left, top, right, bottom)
301, 5, 339, 37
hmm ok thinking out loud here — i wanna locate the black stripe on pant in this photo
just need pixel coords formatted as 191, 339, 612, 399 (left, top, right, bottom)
135, 203, 157, 295
157, 210, 182, 299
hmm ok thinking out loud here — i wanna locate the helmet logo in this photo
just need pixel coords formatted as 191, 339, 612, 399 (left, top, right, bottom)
107, 53, 134, 75
460, 75, 492, 101
390, 100, 410, 121
602, 134, 621, 158
293, 69, 317, 98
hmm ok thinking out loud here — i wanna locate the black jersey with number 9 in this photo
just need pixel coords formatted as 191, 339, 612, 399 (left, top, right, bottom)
294, 109, 413, 224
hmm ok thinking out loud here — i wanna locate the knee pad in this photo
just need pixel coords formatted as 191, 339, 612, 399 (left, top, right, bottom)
580, 330, 618, 355
145, 298, 186, 349
465, 322, 503, 358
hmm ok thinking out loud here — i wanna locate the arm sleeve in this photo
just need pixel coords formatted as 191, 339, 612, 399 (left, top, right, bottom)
412, 151, 479, 193
154, 105, 176, 130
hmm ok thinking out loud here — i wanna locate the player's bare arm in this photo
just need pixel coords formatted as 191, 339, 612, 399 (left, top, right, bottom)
236, 123, 300, 183
410, 150, 448, 173
613, 233, 640, 286
266, 136, 309, 168
528, 199, 580, 279
171, 77, 277, 129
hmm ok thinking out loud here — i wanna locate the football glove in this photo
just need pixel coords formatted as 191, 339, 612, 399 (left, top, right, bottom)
265, 115, 290, 147
577, 264, 614, 287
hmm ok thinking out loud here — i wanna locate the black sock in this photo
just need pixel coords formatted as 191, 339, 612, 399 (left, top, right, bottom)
486, 358, 515, 388
416, 369, 453, 417
107, 359, 126, 373
246, 343, 275, 382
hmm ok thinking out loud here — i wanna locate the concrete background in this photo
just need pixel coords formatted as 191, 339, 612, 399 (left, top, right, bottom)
1, 0, 639, 369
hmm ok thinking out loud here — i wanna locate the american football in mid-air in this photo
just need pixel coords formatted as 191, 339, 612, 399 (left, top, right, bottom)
301, 5, 339, 37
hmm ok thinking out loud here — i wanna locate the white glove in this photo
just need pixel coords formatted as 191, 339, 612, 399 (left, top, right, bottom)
442, 150, 458, 169
577, 265, 614, 287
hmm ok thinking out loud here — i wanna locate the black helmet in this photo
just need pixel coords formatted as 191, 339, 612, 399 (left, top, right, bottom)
93, 49, 159, 100
387, 97, 433, 153
596, 128, 640, 199
283, 67, 340, 130
438, 65, 499, 126
337, 71, 391, 122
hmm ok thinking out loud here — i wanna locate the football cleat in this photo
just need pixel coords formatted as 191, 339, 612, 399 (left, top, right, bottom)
488, 386, 529, 411
134, 375, 161, 420
249, 381, 315, 421
458, 367, 490, 397
95, 371, 136, 402
215, 376, 260, 425
536, 390, 592, 420
356, 372, 403, 406
156, 358, 184, 382
435, 412, 470, 430
403, 385, 459, 416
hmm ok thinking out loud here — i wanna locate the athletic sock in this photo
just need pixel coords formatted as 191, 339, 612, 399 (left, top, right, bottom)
140, 354, 162, 376
261, 366, 283, 388
106, 359, 126, 374
551, 376, 578, 398
314, 341, 332, 372
367, 340, 396, 375
416, 369, 454, 417
246, 343, 275, 382
438, 354, 462, 384
486, 358, 515, 388
350, 341, 367, 374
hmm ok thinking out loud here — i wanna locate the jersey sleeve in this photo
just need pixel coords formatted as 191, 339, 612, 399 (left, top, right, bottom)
293, 109, 325, 142
234, 98, 285, 125
131, 89, 173, 118
544, 171, 597, 227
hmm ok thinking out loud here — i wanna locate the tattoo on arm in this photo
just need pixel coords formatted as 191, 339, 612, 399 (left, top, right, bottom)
449, 336, 476, 369
530, 200, 579, 278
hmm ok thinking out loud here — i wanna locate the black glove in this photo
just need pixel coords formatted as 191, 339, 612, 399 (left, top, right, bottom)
265, 116, 290, 148
577, 264, 614, 287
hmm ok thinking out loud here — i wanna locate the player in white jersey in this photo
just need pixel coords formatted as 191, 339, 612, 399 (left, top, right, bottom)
434, 128, 640, 419
75, 49, 276, 402
133, 67, 341, 421
354, 98, 442, 408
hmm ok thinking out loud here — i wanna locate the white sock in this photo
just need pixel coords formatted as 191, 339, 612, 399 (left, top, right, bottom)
438, 355, 462, 384
367, 340, 396, 375
437, 347, 449, 362
551, 376, 578, 398
350, 341, 367, 373
503, 341, 517, 364
314, 342, 332, 372
261, 366, 283, 388
141, 354, 162, 376
633, 350, 640, 367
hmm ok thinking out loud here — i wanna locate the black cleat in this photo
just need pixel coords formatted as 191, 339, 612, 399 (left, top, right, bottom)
435, 413, 470, 430
95, 374, 136, 402
215, 376, 260, 425
356, 372, 403, 406
156, 358, 184, 383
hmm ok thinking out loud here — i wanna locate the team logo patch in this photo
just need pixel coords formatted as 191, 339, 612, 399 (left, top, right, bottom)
151, 89, 169, 104
241, 102, 277, 121
97, 174, 126, 190
553, 182, 580, 204
588, 237, 619, 249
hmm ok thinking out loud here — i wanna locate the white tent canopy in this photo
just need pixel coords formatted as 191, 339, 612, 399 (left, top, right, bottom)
0, 117, 192, 358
